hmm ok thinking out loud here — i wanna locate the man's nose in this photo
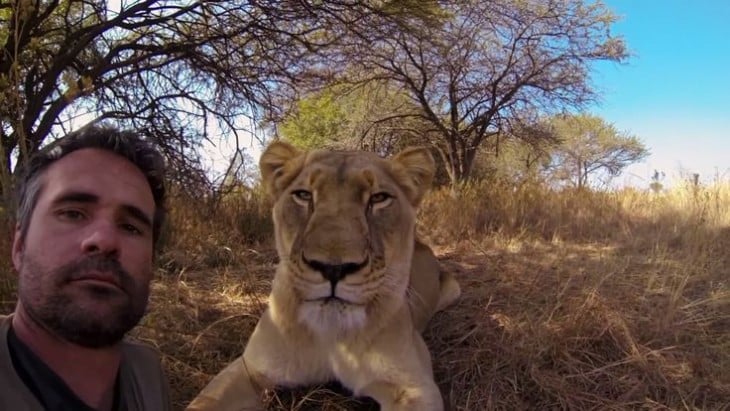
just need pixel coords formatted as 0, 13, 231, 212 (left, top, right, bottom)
80, 220, 120, 255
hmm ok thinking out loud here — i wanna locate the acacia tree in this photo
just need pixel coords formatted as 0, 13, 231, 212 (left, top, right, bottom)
0, 0, 426, 200
326, 0, 627, 185
277, 82, 433, 155
475, 126, 555, 184
546, 114, 648, 188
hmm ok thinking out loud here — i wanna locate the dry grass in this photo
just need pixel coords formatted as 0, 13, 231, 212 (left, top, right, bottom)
1, 181, 728, 410
418, 182, 730, 410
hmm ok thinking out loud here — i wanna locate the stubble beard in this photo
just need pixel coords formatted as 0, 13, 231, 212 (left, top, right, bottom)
18, 254, 150, 348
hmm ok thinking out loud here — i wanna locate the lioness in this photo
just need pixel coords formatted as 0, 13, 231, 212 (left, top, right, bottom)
187, 141, 461, 411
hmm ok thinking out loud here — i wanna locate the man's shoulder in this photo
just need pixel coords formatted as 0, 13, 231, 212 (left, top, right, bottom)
121, 338, 163, 363
119, 339, 168, 384
119, 339, 172, 410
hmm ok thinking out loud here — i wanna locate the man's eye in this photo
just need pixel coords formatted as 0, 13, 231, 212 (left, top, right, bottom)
292, 190, 312, 202
57, 209, 85, 221
121, 223, 143, 236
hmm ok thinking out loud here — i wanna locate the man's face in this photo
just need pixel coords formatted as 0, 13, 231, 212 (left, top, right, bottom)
12, 148, 156, 348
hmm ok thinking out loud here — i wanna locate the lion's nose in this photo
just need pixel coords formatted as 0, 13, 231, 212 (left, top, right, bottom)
303, 257, 368, 286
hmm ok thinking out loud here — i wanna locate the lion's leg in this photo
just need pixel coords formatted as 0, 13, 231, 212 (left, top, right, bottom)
436, 270, 461, 312
186, 309, 305, 411
185, 353, 269, 411
408, 241, 443, 332
362, 379, 443, 411
356, 329, 443, 411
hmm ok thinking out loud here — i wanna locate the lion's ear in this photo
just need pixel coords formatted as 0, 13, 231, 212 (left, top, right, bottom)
390, 146, 435, 207
259, 141, 304, 199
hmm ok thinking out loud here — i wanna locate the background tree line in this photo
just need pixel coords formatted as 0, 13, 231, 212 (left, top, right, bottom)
280, 91, 648, 189
1, 0, 645, 207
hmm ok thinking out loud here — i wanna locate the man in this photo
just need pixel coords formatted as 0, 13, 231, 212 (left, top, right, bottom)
0, 125, 172, 410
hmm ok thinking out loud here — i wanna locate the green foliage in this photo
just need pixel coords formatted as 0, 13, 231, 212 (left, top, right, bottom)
277, 83, 431, 155
279, 90, 345, 150
546, 114, 649, 188
475, 133, 554, 184
471, 114, 648, 189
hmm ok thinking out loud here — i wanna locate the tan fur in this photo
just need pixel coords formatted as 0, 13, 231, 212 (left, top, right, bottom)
187, 142, 461, 411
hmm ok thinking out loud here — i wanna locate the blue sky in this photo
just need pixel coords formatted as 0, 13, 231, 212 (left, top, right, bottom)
592, 0, 730, 187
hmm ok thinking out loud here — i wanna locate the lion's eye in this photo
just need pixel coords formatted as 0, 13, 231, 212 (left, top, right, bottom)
292, 190, 312, 203
369, 192, 392, 205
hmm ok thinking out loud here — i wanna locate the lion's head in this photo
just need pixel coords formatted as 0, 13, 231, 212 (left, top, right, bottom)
259, 141, 435, 336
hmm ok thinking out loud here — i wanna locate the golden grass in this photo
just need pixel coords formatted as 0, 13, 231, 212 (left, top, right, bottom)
1, 181, 728, 410
417, 182, 730, 410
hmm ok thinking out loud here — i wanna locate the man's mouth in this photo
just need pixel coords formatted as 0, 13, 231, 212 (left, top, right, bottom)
71, 271, 122, 289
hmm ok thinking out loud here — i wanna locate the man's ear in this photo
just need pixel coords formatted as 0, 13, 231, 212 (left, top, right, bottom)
12, 224, 24, 272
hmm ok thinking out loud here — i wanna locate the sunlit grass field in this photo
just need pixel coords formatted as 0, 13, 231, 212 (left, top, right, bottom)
1, 181, 728, 410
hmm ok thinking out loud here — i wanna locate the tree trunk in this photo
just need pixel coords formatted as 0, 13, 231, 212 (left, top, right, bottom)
444, 144, 478, 187
575, 157, 583, 189
445, 154, 460, 186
